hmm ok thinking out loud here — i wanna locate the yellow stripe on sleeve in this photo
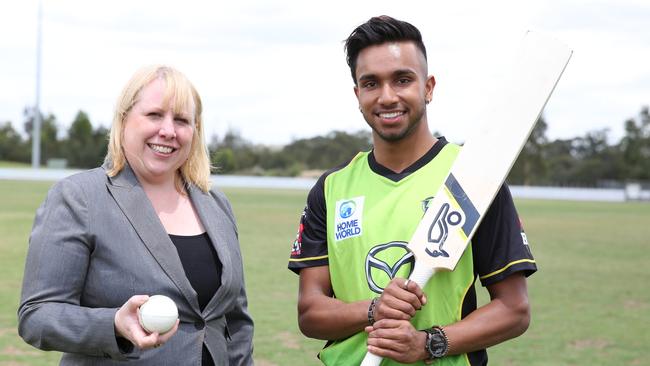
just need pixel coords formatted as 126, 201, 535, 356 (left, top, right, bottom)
288, 255, 328, 262
480, 259, 536, 280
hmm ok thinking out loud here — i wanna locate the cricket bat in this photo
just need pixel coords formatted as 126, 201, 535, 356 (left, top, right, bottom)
360, 31, 572, 365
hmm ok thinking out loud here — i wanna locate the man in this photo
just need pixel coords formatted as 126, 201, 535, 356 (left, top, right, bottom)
288, 15, 536, 365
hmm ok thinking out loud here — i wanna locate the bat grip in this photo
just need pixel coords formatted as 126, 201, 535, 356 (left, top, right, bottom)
360, 351, 383, 366
409, 261, 435, 289
359, 263, 435, 366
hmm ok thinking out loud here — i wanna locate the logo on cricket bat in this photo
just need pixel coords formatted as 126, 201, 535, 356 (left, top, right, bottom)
425, 174, 480, 258
426, 203, 462, 257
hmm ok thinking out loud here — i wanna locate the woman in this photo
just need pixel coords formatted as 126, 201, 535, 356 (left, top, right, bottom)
18, 65, 254, 365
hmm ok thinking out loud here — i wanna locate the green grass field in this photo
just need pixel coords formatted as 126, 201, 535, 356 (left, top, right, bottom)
1, 180, 648, 365
0, 161, 30, 168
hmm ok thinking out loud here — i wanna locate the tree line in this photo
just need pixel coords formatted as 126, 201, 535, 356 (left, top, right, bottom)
0, 109, 108, 169
1, 106, 648, 187
509, 107, 649, 187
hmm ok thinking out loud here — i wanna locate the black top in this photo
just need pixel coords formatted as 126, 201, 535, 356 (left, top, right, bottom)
169, 232, 222, 366
169, 233, 222, 311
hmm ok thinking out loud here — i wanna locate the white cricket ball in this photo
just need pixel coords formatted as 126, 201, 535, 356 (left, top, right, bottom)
138, 295, 178, 334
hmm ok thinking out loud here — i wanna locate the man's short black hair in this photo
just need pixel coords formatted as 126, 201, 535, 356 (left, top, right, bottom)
344, 15, 427, 84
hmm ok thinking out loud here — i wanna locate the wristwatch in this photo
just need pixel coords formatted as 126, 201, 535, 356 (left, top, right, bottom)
424, 326, 449, 361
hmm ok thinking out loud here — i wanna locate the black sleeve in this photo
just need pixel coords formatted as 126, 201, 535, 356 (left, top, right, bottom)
472, 184, 537, 286
288, 173, 329, 274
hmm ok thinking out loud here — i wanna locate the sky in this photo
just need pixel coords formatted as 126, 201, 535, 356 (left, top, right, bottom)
1, 0, 648, 146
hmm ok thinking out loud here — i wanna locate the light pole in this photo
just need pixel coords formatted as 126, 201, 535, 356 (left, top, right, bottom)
31, 0, 43, 169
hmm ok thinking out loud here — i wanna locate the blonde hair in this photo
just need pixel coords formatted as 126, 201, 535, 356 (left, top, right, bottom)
104, 65, 212, 192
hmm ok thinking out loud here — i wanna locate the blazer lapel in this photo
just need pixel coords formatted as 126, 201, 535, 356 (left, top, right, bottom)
188, 186, 236, 316
105, 164, 201, 314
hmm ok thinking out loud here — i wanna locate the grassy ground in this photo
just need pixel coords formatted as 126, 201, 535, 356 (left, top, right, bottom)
486, 200, 650, 366
0, 161, 31, 168
0, 180, 648, 365
0, 180, 59, 364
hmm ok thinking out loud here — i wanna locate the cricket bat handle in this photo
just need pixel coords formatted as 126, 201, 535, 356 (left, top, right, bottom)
360, 352, 383, 366
408, 261, 436, 290
360, 262, 436, 365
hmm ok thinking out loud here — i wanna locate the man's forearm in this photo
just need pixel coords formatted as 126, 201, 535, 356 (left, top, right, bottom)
298, 295, 371, 340
443, 274, 531, 355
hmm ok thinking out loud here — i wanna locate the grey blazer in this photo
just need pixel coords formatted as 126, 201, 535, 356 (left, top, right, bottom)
18, 164, 254, 365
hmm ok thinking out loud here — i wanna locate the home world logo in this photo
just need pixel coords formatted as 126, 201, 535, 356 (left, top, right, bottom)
334, 196, 364, 241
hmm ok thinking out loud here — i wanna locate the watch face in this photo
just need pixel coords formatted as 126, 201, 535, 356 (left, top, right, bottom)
427, 329, 448, 358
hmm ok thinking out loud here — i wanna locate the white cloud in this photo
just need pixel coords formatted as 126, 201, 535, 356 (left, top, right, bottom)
0, 0, 648, 147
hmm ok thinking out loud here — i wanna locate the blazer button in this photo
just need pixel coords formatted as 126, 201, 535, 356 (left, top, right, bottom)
194, 321, 205, 330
